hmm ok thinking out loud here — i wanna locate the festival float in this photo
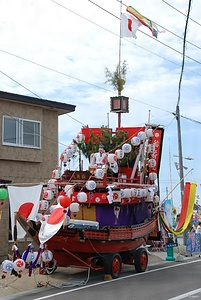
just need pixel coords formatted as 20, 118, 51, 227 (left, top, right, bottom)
0, 4, 198, 279
1, 104, 197, 280
7, 120, 165, 279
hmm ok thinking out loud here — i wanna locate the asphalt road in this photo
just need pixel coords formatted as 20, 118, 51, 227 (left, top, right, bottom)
4, 258, 201, 300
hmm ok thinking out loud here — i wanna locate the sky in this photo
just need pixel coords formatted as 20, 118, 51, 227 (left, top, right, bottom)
0, 0, 201, 212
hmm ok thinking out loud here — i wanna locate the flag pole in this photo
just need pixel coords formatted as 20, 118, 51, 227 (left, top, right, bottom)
118, 0, 123, 128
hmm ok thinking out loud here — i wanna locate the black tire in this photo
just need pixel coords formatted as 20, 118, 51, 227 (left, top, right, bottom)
134, 248, 148, 273
104, 253, 122, 279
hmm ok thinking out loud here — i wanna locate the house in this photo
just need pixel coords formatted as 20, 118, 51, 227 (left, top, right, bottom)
0, 91, 75, 261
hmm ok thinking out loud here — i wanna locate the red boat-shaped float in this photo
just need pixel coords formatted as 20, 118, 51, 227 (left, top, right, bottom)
16, 124, 164, 279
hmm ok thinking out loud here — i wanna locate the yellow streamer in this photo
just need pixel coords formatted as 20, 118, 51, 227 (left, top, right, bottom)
160, 182, 197, 235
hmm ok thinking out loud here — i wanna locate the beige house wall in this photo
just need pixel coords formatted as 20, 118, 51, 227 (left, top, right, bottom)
0, 99, 59, 261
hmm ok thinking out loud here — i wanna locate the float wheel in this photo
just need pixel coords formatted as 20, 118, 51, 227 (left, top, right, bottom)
104, 253, 122, 279
134, 248, 148, 273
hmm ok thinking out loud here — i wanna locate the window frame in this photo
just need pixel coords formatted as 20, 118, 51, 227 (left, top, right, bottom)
2, 116, 41, 149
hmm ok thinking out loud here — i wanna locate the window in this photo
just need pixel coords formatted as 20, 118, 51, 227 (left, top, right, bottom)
3, 116, 41, 148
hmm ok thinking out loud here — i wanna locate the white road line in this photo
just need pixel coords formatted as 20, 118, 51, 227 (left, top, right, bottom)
32, 260, 200, 300
168, 288, 201, 300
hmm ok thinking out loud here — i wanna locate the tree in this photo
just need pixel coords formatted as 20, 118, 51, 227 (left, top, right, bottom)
105, 60, 128, 95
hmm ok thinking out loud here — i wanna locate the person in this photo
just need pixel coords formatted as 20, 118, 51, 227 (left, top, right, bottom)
196, 222, 201, 234
90, 145, 108, 167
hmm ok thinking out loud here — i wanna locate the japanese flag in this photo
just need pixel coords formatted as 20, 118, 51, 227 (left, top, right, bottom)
39, 204, 66, 244
8, 185, 42, 240
121, 13, 141, 39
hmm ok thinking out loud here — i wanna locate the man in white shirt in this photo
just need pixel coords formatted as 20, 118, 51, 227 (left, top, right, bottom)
90, 145, 107, 167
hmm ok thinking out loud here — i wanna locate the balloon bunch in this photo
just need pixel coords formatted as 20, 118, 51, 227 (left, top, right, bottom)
0, 243, 54, 278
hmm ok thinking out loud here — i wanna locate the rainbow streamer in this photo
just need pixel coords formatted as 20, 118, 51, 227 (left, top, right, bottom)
126, 6, 158, 38
159, 182, 197, 235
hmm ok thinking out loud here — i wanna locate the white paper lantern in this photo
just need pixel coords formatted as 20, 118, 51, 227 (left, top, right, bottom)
35, 213, 43, 222
148, 159, 156, 168
131, 136, 140, 146
122, 143, 132, 153
43, 189, 54, 200
70, 202, 79, 213
13, 259, 26, 272
136, 189, 148, 198
47, 179, 57, 190
1, 260, 14, 272
146, 128, 154, 138
52, 168, 61, 179
60, 152, 68, 163
107, 153, 117, 163
95, 168, 104, 179
77, 192, 87, 203
154, 195, 160, 205
70, 143, 78, 153
137, 131, 146, 141
66, 148, 74, 158
121, 188, 132, 198
76, 133, 85, 143
115, 149, 124, 159
152, 185, 158, 193
41, 250, 53, 263
86, 180, 96, 191
131, 188, 137, 197
112, 189, 121, 203
40, 200, 49, 211
149, 172, 157, 181
148, 144, 155, 153
64, 185, 73, 197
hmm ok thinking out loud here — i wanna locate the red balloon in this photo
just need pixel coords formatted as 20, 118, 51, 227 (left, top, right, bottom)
59, 195, 71, 208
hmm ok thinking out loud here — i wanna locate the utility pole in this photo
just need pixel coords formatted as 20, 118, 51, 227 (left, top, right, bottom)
176, 104, 184, 202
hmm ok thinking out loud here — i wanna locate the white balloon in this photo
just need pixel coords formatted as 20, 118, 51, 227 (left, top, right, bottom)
22, 251, 35, 263
41, 250, 53, 263
1, 260, 14, 272
13, 259, 26, 272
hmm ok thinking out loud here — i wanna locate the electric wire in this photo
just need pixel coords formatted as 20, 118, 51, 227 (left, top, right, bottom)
0, 0, 201, 157
162, 0, 201, 27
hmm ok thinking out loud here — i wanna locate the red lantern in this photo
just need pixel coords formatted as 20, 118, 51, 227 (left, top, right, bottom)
59, 195, 71, 208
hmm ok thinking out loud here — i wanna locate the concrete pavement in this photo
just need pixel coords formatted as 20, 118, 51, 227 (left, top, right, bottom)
0, 246, 194, 299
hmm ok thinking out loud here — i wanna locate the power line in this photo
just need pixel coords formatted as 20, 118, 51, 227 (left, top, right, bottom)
162, 0, 201, 27
116, 0, 201, 51
50, 1, 201, 68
